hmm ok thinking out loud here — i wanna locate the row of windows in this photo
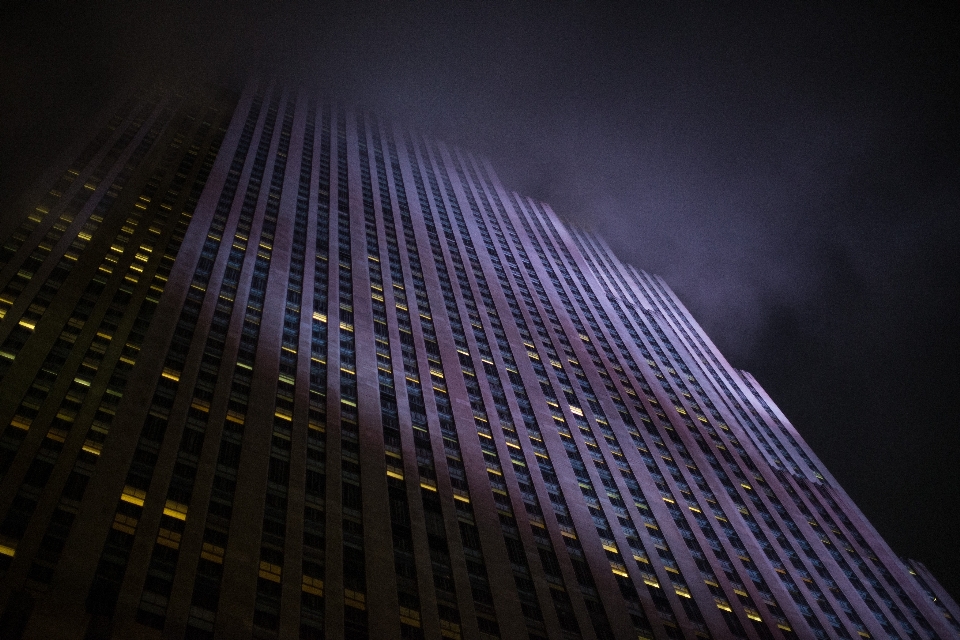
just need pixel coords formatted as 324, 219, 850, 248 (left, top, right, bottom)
569, 225, 934, 638
0, 98, 172, 379
85, 92, 275, 622
409, 135, 622, 638
0, 100, 228, 603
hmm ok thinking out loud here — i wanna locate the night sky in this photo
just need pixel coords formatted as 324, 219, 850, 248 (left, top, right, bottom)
2, 1, 957, 598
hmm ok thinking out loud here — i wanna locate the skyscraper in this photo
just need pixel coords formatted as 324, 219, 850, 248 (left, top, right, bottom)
0, 79, 956, 640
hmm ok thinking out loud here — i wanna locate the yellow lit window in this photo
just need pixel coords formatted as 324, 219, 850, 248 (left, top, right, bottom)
259, 561, 282, 582
163, 500, 188, 520
120, 486, 146, 506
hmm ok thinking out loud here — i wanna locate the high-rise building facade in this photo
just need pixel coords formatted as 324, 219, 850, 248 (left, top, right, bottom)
0, 80, 956, 640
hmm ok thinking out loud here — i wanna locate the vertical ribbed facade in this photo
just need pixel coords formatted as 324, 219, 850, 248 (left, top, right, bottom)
0, 80, 957, 640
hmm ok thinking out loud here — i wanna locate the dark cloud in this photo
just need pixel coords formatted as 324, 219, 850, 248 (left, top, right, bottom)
2, 0, 958, 596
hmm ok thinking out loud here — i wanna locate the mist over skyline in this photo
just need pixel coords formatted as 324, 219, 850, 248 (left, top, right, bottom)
2, 0, 957, 597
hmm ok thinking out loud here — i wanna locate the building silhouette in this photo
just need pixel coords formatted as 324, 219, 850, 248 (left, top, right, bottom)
0, 80, 957, 640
